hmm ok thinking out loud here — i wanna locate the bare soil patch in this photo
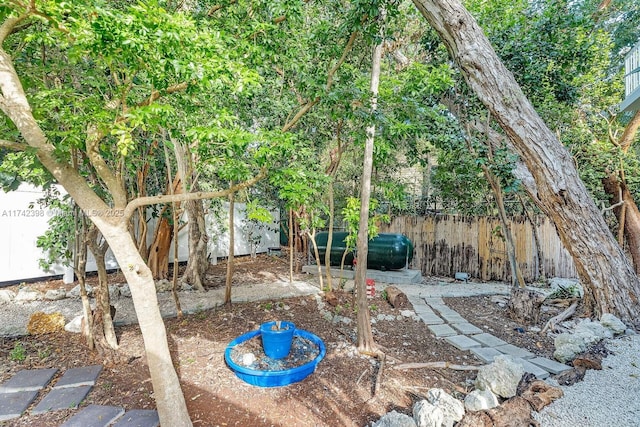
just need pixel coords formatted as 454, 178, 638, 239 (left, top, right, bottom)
0, 255, 559, 426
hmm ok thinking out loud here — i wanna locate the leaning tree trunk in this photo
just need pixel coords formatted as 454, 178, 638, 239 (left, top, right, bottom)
412, 0, 640, 325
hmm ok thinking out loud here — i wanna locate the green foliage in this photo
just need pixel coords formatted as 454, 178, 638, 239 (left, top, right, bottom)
10, 342, 27, 362
36, 201, 75, 270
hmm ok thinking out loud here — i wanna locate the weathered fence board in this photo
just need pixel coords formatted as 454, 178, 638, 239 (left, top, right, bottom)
382, 215, 577, 282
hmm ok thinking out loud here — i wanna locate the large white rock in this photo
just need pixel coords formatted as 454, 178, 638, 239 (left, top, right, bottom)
574, 319, 612, 344
553, 332, 587, 363
118, 283, 131, 297
44, 289, 67, 301
426, 388, 465, 427
0, 289, 16, 303
108, 284, 120, 300
413, 400, 444, 427
600, 313, 627, 335
464, 389, 499, 412
67, 284, 93, 298
475, 355, 524, 398
373, 410, 417, 427
15, 287, 43, 302
64, 315, 84, 333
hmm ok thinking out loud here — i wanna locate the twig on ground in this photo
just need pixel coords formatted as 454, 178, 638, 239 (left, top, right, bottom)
541, 301, 578, 334
391, 361, 483, 371
374, 352, 386, 396
356, 368, 369, 386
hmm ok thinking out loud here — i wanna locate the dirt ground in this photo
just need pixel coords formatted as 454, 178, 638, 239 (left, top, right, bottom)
0, 254, 562, 427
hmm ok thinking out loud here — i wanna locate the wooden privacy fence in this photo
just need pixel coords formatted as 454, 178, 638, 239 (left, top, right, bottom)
381, 215, 578, 282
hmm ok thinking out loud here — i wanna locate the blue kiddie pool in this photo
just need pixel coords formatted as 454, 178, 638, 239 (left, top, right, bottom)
225, 328, 326, 387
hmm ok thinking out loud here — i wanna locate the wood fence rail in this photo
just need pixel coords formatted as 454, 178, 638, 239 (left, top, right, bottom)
380, 215, 578, 282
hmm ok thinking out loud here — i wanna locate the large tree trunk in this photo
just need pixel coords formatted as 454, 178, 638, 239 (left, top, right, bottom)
412, 0, 640, 325
102, 223, 192, 426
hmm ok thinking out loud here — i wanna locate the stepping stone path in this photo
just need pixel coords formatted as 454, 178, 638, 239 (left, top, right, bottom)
404, 291, 572, 379
0, 365, 159, 426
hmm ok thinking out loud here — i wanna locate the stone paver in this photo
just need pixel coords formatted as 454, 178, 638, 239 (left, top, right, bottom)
60, 404, 125, 427
511, 357, 550, 379
450, 322, 484, 335
31, 385, 93, 415
494, 344, 535, 359
54, 365, 103, 389
428, 324, 457, 337
470, 347, 503, 363
445, 335, 483, 350
470, 333, 508, 348
0, 368, 58, 392
112, 409, 160, 427
437, 312, 467, 324
0, 390, 39, 421
417, 312, 445, 325
423, 297, 445, 305
528, 357, 572, 375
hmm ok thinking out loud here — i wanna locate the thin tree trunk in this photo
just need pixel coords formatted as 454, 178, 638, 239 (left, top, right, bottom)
181, 199, 208, 291
324, 180, 335, 291
289, 208, 294, 283
603, 174, 640, 274
412, 0, 640, 324
356, 10, 385, 353
224, 187, 235, 305
87, 227, 119, 352
518, 193, 545, 281
74, 212, 94, 350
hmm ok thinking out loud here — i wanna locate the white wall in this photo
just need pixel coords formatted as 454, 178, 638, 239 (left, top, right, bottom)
0, 185, 280, 283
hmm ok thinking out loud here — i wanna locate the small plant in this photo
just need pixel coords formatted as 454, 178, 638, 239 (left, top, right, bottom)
262, 302, 273, 311
38, 347, 51, 360
381, 289, 388, 300
369, 304, 378, 311
10, 342, 27, 362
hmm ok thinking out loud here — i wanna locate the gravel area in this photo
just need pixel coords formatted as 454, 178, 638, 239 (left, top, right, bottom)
534, 335, 640, 427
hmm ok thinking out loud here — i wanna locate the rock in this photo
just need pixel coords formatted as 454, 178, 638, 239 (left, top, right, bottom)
15, 287, 43, 302
108, 284, 120, 300
553, 332, 587, 363
426, 388, 465, 426
65, 315, 84, 333
475, 355, 525, 398
44, 289, 67, 301
574, 319, 613, 343
181, 282, 193, 292
0, 289, 16, 303
413, 400, 444, 427
373, 410, 417, 427
519, 380, 564, 411
342, 280, 355, 293
600, 313, 627, 335
464, 389, 499, 412
400, 310, 416, 318
549, 277, 584, 297
67, 284, 93, 298
324, 291, 339, 307
554, 366, 586, 386
155, 279, 172, 293
119, 283, 131, 297
241, 353, 256, 366
27, 311, 65, 334
572, 352, 603, 370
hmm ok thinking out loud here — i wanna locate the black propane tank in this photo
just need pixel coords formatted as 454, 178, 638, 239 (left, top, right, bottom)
314, 232, 413, 271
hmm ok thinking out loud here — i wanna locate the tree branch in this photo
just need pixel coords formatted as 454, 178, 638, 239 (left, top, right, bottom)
138, 82, 189, 108
123, 168, 266, 221
619, 109, 640, 153
0, 10, 30, 45
0, 139, 27, 150
86, 124, 127, 208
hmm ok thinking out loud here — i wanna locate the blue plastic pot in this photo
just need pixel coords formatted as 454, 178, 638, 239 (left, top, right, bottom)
260, 321, 295, 359
225, 329, 326, 387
